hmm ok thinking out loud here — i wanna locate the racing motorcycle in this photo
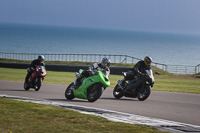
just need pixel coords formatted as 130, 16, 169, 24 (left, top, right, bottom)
65, 69, 110, 102
24, 66, 47, 91
113, 69, 154, 101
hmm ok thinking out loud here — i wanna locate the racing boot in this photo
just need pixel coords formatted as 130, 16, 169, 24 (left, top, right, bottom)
74, 73, 83, 86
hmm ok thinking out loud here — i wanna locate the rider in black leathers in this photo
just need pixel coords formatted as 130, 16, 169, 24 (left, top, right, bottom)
25, 55, 45, 83
121, 56, 152, 93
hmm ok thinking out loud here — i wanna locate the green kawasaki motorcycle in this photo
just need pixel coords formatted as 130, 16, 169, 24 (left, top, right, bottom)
65, 69, 110, 102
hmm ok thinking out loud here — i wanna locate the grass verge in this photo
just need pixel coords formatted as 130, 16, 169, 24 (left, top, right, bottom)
0, 67, 200, 94
0, 98, 167, 133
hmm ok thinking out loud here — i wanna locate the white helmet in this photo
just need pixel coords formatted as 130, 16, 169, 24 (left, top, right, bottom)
101, 57, 111, 67
38, 55, 45, 63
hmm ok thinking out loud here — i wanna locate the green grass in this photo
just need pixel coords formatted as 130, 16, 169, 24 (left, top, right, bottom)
0, 67, 200, 94
0, 67, 122, 87
153, 78, 200, 93
0, 98, 167, 133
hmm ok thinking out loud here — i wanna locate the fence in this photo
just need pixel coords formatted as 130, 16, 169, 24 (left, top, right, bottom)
0, 52, 199, 74
166, 65, 197, 74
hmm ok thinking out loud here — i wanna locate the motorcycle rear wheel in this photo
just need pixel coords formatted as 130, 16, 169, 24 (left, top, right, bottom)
137, 85, 151, 101
113, 84, 123, 99
87, 83, 103, 102
65, 83, 75, 100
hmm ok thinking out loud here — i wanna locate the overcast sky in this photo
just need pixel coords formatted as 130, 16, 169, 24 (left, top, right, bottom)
0, 0, 200, 34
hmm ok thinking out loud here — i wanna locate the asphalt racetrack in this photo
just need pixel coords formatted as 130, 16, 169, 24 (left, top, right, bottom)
1, 80, 200, 126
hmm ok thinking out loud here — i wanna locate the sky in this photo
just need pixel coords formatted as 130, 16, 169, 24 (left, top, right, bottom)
0, 0, 200, 34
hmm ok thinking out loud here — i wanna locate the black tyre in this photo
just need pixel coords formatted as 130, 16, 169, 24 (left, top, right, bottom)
65, 83, 75, 100
24, 82, 30, 91
34, 77, 42, 91
113, 84, 123, 99
87, 83, 103, 102
137, 85, 151, 101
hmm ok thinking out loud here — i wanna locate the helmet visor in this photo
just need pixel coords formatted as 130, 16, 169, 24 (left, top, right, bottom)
144, 56, 152, 65
105, 62, 110, 67
40, 59, 44, 63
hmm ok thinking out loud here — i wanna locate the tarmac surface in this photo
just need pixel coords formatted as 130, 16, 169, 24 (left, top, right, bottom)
1, 80, 200, 127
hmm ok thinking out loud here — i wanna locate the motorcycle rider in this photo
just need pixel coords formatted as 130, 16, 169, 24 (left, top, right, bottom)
119, 56, 152, 93
74, 57, 111, 86
25, 55, 45, 83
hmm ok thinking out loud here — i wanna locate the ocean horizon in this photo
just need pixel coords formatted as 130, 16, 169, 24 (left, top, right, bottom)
0, 23, 200, 66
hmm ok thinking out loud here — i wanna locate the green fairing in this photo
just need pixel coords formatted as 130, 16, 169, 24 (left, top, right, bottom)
73, 71, 110, 99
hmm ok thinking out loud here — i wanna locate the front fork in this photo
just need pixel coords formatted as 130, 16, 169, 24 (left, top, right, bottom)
34, 77, 41, 85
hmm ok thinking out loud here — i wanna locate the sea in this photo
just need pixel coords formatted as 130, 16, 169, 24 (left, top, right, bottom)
0, 23, 200, 66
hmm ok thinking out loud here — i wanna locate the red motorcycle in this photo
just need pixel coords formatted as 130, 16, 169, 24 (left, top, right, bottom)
24, 65, 47, 91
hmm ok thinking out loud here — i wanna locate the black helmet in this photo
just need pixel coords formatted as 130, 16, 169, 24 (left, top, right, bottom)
101, 57, 111, 67
38, 55, 45, 63
144, 56, 152, 66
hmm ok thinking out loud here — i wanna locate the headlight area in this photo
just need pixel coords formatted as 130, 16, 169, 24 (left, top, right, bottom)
104, 77, 109, 81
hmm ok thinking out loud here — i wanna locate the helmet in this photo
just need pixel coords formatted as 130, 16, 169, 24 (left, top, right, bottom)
38, 55, 45, 63
101, 57, 111, 67
144, 56, 152, 66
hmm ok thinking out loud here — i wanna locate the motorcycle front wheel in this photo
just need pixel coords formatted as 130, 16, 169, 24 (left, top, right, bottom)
34, 77, 42, 91
113, 84, 123, 99
137, 85, 151, 101
87, 83, 103, 102
65, 83, 75, 100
